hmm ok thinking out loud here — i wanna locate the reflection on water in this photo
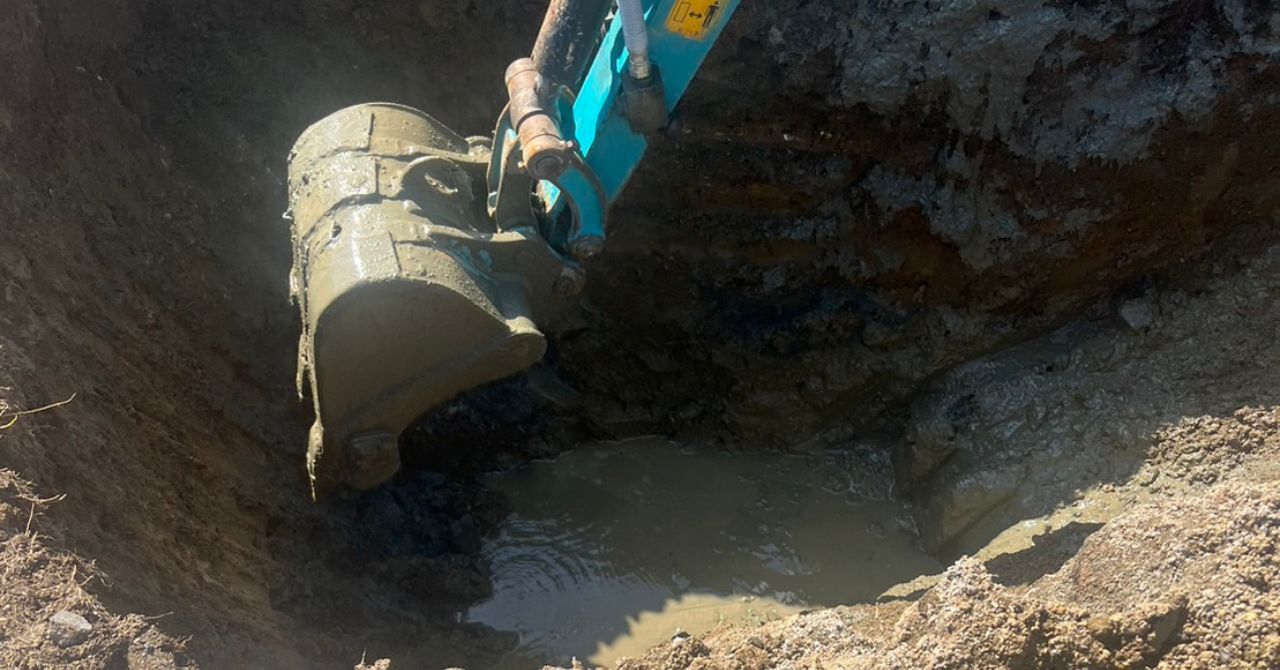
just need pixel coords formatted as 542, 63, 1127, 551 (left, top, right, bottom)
467, 438, 940, 668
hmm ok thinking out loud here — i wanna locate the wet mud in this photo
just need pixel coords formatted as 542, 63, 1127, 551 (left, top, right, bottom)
468, 439, 938, 667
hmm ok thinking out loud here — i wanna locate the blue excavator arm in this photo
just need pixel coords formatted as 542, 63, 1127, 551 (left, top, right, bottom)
285, 0, 739, 495
488, 0, 740, 259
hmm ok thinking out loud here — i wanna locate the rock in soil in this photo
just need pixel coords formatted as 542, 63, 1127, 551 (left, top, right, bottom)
47, 610, 92, 647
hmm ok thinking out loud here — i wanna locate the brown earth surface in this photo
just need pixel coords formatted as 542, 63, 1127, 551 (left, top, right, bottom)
565, 242, 1280, 670
0, 471, 194, 669
609, 478, 1280, 670
3, 0, 1280, 669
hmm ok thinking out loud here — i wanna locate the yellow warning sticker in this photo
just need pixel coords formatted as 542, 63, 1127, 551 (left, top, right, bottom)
665, 0, 725, 41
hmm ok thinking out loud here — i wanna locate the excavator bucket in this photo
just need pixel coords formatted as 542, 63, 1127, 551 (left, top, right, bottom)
286, 103, 571, 497
285, 0, 741, 497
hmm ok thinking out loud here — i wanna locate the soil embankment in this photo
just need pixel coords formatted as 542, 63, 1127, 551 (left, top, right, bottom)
1, 1, 1278, 668
601, 241, 1280, 669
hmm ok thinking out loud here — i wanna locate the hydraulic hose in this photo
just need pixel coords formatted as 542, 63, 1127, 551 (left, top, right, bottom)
617, 0, 651, 79
532, 0, 613, 91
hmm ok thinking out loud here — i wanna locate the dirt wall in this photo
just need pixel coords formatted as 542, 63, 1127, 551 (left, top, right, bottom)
612, 480, 1280, 670
1, 0, 1279, 668
0, 0, 539, 666
543, 0, 1280, 458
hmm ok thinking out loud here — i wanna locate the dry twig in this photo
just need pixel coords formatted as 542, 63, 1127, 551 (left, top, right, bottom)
20, 491, 67, 535
0, 392, 77, 430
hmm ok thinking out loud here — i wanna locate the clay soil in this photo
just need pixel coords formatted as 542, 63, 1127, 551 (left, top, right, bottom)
1, 0, 543, 667
3, 1, 1280, 669
571, 240, 1280, 670
611, 461, 1280, 670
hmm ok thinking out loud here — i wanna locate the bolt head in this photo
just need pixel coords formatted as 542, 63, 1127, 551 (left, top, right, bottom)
570, 236, 604, 261
530, 153, 566, 179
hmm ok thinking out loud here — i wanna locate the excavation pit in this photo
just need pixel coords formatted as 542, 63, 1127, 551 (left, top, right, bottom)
2, 1, 1279, 669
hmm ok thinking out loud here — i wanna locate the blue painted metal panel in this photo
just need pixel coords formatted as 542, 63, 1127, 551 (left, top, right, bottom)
556, 162, 607, 242
547, 0, 739, 246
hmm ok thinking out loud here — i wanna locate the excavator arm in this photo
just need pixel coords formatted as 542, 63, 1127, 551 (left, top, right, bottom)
285, 0, 738, 497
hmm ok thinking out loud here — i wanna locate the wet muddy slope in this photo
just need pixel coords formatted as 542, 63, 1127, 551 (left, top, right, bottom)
1, 0, 1279, 668
616, 483, 1280, 670
604, 237, 1280, 670
552, 0, 1280, 452
1, 0, 543, 666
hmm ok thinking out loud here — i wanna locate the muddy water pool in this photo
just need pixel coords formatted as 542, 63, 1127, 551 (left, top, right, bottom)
467, 438, 940, 667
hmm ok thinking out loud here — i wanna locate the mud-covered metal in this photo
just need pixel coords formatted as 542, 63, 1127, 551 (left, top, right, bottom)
284, 0, 740, 496
505, 58, 573, 181
487, 83, 609, 262
286, 103, 577, 497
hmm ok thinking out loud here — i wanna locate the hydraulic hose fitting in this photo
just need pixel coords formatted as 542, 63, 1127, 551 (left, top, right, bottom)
617, 0, 652, 80
505, 58, 571, 181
